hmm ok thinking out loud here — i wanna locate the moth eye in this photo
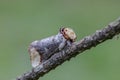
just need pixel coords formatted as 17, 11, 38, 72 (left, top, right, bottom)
62, 29, 64, 32
60, 27, 65, 33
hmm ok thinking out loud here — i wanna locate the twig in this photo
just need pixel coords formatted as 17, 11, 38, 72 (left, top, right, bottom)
17, 17, 120, 80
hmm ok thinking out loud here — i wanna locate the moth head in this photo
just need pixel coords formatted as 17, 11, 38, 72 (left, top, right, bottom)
60, 27, 77, 42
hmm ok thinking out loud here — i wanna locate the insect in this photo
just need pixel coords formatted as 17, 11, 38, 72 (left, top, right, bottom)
28, 27, 76, 68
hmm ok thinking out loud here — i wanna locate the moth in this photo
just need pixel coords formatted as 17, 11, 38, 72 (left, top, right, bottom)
28, 27, 76, 68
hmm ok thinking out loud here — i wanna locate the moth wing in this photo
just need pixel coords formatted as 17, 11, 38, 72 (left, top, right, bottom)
29, 47, 41, 68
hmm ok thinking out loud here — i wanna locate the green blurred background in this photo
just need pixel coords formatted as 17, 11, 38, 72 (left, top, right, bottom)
0, 0, 120, 80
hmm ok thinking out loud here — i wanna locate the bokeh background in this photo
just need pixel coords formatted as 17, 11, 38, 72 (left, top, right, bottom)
0, 0, 120, 80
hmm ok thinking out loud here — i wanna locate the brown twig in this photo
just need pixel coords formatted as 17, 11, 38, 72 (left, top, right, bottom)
17, 17, 120, 80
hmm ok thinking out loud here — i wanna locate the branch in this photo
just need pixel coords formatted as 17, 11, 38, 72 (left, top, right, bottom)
17, 17, 120, 80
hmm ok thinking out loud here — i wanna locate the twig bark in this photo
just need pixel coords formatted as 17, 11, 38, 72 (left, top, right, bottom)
17, 17, 120, 80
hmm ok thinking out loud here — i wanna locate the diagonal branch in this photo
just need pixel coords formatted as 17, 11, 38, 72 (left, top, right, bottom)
17, 17, 120, 80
